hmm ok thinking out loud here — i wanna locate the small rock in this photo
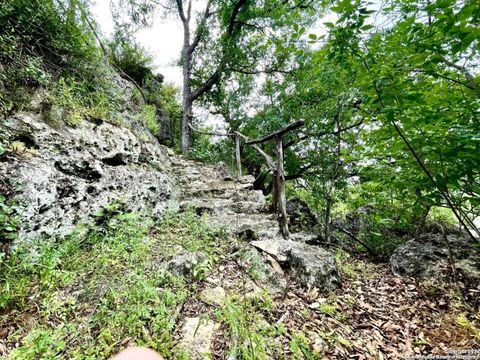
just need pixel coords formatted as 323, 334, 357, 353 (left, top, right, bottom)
179, 317, 218, 359
311, 333, 327, 354
309, 302, 320, 309
199, 286, 226, 306
167, 251, 206, 276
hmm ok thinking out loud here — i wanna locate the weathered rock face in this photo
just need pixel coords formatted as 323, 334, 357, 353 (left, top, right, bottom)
234, 247, 288, 298
343, 204, 375, 235
286, 197, 318, 232
0, 111, 176, 243
251, 239, 341, 292
390, 232, 480, 279
155, 108, 172, 145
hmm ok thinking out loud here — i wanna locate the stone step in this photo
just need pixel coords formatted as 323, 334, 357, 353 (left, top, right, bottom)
184, 179, 252, 192
211, 213, 279, 235
183, 188, 264, 202
180, 198, 267, 215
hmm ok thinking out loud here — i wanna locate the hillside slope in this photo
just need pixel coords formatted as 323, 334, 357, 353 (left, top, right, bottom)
1, 109, 479, 359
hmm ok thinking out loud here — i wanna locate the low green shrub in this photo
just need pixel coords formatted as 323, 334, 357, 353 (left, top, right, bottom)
136, 104, 159, 134
0, 194, 18, 245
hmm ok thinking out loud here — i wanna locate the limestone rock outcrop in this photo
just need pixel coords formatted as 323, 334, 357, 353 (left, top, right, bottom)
390, 232, 480, 280
0, 111, 175, 242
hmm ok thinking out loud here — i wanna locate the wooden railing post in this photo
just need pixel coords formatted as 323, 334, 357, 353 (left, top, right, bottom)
235, 134, 242, 177
271, 175, 278, 212
190, 122, 304, 239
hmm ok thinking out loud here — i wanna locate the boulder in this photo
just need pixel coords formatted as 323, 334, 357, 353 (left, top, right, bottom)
251, 238, 341, 292
155, 108, 172, 145
289, 243, 341, 291
390, 232, 480, 279
234, 247, 287, 298
344, 204, 375, 235
286, 197, 318, 232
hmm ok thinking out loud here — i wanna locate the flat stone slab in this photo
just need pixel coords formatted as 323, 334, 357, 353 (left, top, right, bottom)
179, 317, 218, 359
250, 239, 291, 262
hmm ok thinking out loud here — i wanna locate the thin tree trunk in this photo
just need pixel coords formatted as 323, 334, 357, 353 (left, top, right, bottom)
324, 196, 332, 243
181, 45, 192, 155
235, 134, 241, 177
416, 205, 431, 236
178, 0, 192, 156
276, 136, 289, 238
271, 174, 278, 212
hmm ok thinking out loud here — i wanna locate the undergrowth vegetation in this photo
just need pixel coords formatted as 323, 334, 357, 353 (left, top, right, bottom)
0, 0, 181, 144
0, 207, 229, 359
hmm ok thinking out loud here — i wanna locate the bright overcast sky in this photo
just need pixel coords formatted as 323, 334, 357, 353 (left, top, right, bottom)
91, 0, 185, 86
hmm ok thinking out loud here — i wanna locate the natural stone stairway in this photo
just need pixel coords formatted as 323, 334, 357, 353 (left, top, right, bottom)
164, 149, 342, 359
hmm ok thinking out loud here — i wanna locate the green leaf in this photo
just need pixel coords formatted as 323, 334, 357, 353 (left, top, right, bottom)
308, 33, 317, 40
295, 49, 304, 57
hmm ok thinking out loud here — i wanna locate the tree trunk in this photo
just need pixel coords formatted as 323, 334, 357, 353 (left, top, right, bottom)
324, 196, 332, 244
276, 136, 289, 238
271, 174, 278, 212
181, 15, 192, 156
415, 205, 431, 236
235, 134, 241, 177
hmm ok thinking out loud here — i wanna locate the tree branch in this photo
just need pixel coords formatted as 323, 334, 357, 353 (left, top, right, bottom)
246, 121, 305, 145
190, 70, 222, 101
235, 131, 276, 171
228, 0, 248, 35
439, 55, 477, 93
188, 0, 213, 55
175, 0, 187, 24
188, 123, 235, 137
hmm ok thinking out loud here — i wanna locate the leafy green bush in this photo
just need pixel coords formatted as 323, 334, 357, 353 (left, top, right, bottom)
428, 206, 457, 227
0, 207, 231, 358
0, 0, 101, 111
136, 104, 159, 134
109, 35, 155, 86
190, 131, 235, 166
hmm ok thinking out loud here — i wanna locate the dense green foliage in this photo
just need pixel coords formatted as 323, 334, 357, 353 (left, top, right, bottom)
0, 0, 114, 116
188, 0, 479, 255
0, 0, 181, 143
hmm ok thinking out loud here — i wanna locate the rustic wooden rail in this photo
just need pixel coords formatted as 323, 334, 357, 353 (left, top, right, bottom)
189, 121, 305, 238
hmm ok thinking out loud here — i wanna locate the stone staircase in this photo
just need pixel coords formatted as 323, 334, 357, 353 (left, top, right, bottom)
169, 153, 280, 239
164, 150, 341, 359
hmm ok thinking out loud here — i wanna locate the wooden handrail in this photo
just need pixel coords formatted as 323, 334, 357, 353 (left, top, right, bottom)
189, 121, 306, 238
245, 120, 304, 145
234, 131, 276, 171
